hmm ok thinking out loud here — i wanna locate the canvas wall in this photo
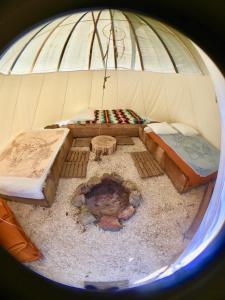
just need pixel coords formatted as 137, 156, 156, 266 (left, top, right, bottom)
0, 70, 220, 150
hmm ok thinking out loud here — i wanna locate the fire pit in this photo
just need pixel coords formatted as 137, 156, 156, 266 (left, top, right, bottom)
71, 172, 143, 231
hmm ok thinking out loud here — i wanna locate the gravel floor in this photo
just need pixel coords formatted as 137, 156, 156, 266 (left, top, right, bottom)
8, 138, 204, 288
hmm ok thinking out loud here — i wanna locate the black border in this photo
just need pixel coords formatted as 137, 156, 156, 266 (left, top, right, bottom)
0, 1, 225, 299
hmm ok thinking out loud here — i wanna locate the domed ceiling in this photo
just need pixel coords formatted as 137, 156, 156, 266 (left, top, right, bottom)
0, 9, 207, 75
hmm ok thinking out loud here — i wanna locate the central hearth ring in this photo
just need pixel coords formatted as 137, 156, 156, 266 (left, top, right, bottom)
71, 173, 143, 231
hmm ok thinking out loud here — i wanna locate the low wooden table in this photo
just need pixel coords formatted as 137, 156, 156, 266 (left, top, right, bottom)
91, 135, 117, 155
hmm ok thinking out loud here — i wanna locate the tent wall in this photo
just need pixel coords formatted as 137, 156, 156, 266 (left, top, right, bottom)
0, 71, 220, 150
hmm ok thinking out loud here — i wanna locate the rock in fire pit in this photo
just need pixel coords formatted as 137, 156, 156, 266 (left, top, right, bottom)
71, 172, 143, 231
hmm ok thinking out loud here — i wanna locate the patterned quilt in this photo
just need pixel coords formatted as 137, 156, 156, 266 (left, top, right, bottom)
0, 129, 68, 178
78, 109, 146, 124
158, 133, 220, 177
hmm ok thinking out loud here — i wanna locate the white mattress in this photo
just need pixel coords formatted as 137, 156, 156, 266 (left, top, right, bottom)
0, 128, 69, 199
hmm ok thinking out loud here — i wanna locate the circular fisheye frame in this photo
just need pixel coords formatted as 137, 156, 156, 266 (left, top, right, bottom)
0, 1, 224, 300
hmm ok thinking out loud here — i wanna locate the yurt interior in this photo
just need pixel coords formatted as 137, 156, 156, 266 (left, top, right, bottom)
0, 8, 222, 290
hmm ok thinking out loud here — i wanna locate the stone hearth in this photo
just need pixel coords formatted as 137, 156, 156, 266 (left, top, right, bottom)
71, 172, 143, 231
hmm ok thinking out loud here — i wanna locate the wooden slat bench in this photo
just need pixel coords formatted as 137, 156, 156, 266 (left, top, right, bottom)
130, 151, 164, 178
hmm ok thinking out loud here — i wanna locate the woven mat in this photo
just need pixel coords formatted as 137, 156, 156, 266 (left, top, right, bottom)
66, 150, 90, 162
61, 162, 88, 178
116, 136, 134, 145
72, 138, 91, 147
61, 151, 89, 178
130, 151, 164, 178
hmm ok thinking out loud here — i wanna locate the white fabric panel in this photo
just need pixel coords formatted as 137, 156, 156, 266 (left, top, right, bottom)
11, 74, 45, 136
151, 22, 200, 74
0, 75, 21, 149
12, 17, 66, 74
89, 71, 105, 108
0, 24, 45, 74
127, 13, 175, 73
61, 71, 92, 119
117, 71, 145, 115
172, 28, 208, 75
32, 14, 81, 73
141, 72, 170, 121
60, 13, 94, 71
158, 30, 200, 74
32, 72, 68, 128
0, 71, 220, 151
161, 74, 197, 125
188, 75, 220, 148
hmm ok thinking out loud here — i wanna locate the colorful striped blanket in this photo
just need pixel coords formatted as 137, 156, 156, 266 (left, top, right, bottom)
80, 109, 146, 124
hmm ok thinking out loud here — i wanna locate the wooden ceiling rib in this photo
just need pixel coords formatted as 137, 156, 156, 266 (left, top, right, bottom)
109, 9, 117, 69
137, 14, 179, 73
57, 12, 88, 71
122, 12, 144, 71
88, 11, 102, 70
9, 21, 52, 74
30, 15, 71, 72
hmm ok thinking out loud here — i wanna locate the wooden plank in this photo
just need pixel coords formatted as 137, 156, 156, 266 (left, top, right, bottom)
142, 151, 163, 174
69, 163, 74, 178
64, 162, 69, 177
73, 137, 91, 147
131, 152, 147, 178
184, 181, 215, 239
116, 136, 134, 145
65, 124, 142, 137
61, 161, 88, 178
66, 150, 90, 162
137, 154, 149, 177
133, 153, 147, 178
131, 151, 164, 178
82, 162, 87, 178
79, 162, 83, 178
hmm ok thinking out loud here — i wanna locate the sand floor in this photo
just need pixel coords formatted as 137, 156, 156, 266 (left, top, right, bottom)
8, 138, 205, 288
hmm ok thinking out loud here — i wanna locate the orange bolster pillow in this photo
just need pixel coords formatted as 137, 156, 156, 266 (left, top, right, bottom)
0, 198, 42, 263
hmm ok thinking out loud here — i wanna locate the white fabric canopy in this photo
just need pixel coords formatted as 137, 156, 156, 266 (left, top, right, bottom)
0, 9, 208, 75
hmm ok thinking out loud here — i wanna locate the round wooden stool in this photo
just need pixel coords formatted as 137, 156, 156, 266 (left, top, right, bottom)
91, 135, 117, 156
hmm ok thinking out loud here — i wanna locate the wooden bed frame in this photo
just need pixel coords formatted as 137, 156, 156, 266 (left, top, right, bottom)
45, 123, 144, 137
138, 127, 217, 193
184, 180, 215, 239
0, 131, 73, 207
62, 124, 144, 137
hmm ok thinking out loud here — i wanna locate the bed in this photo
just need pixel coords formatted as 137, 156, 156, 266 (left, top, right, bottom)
46, 109, 147, 137
140, 129, 220, 193
0, 128, 73, 207
82, 109, 146, 124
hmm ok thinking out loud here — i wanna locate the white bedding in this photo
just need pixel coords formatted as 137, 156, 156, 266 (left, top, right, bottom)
0, 128, 69, 199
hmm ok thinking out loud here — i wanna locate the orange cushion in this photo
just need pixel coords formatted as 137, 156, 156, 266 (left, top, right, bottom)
0, 198, 42, 262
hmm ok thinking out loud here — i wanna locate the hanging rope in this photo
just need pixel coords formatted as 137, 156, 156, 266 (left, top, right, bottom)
101, 21, 114, 110
98, 10, 115, 136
